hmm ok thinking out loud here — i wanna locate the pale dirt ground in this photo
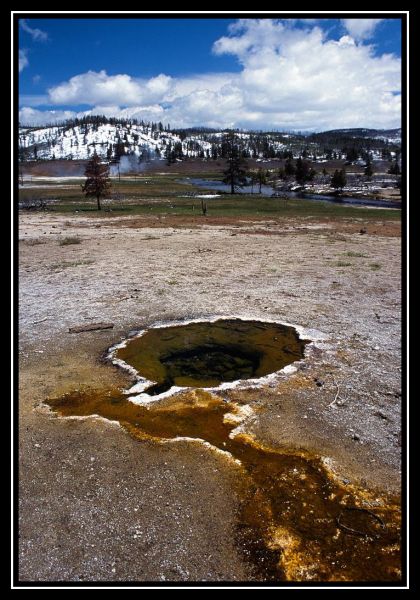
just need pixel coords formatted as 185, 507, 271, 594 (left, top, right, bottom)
18, 211, 402, 582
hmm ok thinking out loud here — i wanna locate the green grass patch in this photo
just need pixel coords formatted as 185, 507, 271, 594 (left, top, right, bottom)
22, 238, 46, 246
47, 196, 402, 220
342, 251, 368, 258
335, 261, 353, 267
48, 259, 94, 271
59, 236, 82, 246
19, 175, 401, 221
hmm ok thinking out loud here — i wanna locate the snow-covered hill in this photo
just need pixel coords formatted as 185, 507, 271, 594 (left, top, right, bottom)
314, 128, 402, 144
18, 122, 214, 161
18, 119, 401, 164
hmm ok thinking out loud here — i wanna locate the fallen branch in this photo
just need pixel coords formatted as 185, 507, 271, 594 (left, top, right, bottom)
328, 375, 349, 408
329, 382, 340, 407
69, 322, 114, 333
30, 317, 49, 324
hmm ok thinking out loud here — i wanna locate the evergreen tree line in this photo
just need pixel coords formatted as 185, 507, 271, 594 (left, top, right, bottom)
18, 116, 402, 166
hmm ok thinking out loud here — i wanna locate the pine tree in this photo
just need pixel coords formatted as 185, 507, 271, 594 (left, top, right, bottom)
364, 156, 373, 179
295, 158, 316, 185
345, 147, 359, 163
330, 169, 347, 192
251, 168, 268, 193
172, 141, 183, 160
165, 144, 176, 166
222, 131, 248, 194
388, 161, 400, 175
82, 153, 111, 210
114, 140, 126, 161
284, 158, 296, 177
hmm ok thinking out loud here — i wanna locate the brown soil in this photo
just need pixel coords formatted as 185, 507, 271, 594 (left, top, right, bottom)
77, 213, 401, 237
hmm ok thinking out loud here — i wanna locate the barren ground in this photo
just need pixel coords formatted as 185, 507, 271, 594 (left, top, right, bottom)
18, 209, 402, 583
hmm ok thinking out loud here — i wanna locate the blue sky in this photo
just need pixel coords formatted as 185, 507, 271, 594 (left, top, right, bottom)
18, 16, 403, 130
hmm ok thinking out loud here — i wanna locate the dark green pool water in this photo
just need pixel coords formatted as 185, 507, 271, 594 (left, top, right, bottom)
116, 318, 308, 395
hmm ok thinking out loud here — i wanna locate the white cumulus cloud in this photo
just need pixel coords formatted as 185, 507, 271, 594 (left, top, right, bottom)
19, 107, 78, 126
19, 49, 29, 72
48, 70, 175, 106
210, 19, 400, 129
20, 19, 48, 42
20, 19, 401, 131
341, 18, 383, 41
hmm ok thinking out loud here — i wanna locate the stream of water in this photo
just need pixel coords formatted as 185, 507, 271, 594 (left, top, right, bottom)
180, 178, 401, 209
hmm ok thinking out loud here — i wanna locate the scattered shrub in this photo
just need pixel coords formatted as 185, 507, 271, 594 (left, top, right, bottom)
59, 236, 81, 246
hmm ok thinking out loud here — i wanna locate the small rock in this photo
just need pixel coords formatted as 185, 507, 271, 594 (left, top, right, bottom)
373, 411, 387, 420
352, 433, 360, 441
